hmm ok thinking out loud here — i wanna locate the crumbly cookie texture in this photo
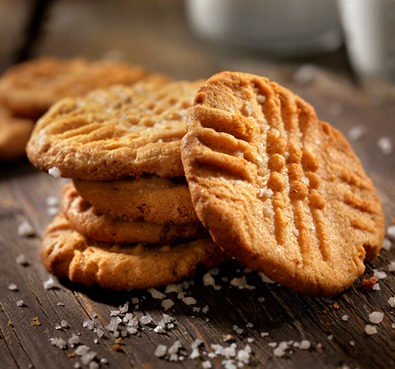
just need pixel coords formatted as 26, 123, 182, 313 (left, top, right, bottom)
0, 104, 34, 161
73, 176, 199, 225
41, 213, 225, 290
26, 79, 203, 180
0, 57, 149, 119
62, 183, 208, 244
181, 71, 384, 296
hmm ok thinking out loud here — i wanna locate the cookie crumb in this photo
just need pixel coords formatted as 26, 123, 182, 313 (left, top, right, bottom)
31, 316, 41, 326
360, 277, 377, 290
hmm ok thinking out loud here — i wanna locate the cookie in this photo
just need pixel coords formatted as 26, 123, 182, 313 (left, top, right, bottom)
41, 213, 225, 290
181, 71, 385, 296
73, 176, 199, 225
26, 79, 203, 180
0, 57, 149, 119
0, 105, 34, 161
62, 183, 207, 244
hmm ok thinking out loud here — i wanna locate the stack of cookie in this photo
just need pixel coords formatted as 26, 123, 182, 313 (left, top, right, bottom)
0, 56, 149, 161
27, 77, 226, 290
27, 71, 385, 296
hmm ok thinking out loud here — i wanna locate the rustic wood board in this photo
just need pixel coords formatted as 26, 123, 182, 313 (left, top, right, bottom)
1, 71, 394, 369
1, 1, 395, 368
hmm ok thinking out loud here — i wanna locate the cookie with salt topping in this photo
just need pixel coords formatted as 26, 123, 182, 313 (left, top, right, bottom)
27, 79, 203, 180
181, 71, 384, 296
41, 213, 225, 290
62, 183, 207, 244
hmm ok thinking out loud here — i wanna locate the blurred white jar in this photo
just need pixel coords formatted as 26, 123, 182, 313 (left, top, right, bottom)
338, 0, 395, 100
186, 0, 342, 57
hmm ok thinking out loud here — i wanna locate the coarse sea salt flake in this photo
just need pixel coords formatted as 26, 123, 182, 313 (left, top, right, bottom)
373, 269, 387, 280
161, 299, 174, 311
16, 300, 25, 307
18, 220, 35, 237
43, 277, 57, 290
378, 137, 393, 155
49, 337, 67, 349
365, 325, 378, 335
387, 225, 395, 241
148, 288, 166, 299
382, 238, 393, 251
16, 254, 29, 266
388, 261, 395, 272
299, 340, 311, 350
369, 311, 384, 324
8, 283, 18, 291
182, 297, 197, 305
388, 296, 395, 308
348, 125, 367, 141
48, 167, 61, 178
140, 314, 152, 325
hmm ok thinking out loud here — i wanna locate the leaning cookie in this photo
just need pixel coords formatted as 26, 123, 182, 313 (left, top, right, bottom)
41, 214, 226, 290
0, 57, 150, 119
73, 176, 199, 225
181, 71, 385, 296
62, 183, 208, 244
0, 105, 34, 161
26, 79, 203, 180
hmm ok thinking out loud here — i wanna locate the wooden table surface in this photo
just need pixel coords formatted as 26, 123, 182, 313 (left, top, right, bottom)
1, 1, 395, 368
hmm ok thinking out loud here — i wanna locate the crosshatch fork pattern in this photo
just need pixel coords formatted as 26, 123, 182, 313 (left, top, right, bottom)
182, 72, 384, 296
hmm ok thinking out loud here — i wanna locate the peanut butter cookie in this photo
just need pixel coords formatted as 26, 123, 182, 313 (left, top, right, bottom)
0, 105, 34, 161
27, 79, 203, 180
73, 176, 198, 225
41, 213, 225, 290
62, 183, 207, 244
181, 71, 384, 296
0, 57, 149, 119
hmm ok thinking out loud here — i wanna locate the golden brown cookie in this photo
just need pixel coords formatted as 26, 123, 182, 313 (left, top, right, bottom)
26, 79, 203, 180
0, 105, 34, 161
62, 183, 207, 244
41, 213, 225, 290
181, 71, 384, 296
73, 176, 199, 225
0, 57, 149, 119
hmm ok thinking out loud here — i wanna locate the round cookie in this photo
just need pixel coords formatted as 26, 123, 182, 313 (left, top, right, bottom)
41, 213, 225, 290
0, 105, 34, 161
73, 176, 199, 225
0, 57, 149, 119
181, 71, 385, 296
62, 183, 207, 244
26, 79, 203, 180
